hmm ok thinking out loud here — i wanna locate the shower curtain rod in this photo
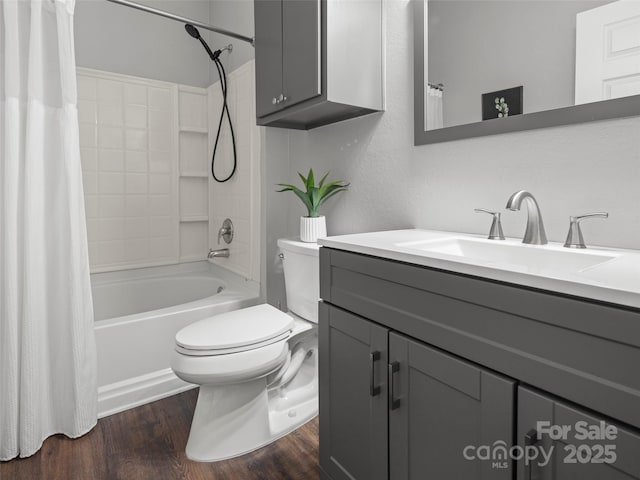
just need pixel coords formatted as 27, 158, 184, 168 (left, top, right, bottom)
105, 0, 255, 46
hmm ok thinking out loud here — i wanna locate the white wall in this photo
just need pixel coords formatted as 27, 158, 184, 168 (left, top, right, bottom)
263, 0, 640, 309
75, 0, 213, 87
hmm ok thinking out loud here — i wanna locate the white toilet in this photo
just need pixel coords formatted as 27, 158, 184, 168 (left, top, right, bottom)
171, 238, 319, 462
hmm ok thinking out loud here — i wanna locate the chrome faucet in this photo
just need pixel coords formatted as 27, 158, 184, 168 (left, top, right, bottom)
505, 190, 547, 245
564, 212, 608, 249
474, 208, 505, 240
208, 248, 230, 259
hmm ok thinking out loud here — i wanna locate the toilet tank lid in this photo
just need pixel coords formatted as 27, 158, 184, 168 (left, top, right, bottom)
175, 304, 294, 351
277, 238, 320, 256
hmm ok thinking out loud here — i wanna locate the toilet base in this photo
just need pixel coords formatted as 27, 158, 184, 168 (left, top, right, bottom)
184, 348, 318, 462
186, 378, 272, 462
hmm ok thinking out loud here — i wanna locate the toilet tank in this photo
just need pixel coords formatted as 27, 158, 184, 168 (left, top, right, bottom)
277, 238, 320, 323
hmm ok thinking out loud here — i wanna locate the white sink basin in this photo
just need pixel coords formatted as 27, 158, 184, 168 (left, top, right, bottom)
396, 237, 616, 274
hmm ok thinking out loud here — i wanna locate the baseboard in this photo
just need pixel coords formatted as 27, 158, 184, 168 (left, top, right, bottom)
98, 368, 197, 418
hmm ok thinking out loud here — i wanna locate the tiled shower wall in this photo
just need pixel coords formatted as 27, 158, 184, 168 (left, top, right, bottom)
208, 60, 261, 283
78, 68, 210, 272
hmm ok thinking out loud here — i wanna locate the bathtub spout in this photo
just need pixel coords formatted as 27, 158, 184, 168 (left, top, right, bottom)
208, 248, 230, 259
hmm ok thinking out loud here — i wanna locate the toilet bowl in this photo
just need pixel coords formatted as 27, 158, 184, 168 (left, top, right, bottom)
171, 238, 319, 462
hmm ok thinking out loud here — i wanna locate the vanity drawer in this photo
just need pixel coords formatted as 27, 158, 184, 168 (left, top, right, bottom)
320, 247, 640, 429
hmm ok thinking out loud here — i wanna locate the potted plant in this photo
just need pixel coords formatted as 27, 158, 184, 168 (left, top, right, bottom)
277, 169, 349, 242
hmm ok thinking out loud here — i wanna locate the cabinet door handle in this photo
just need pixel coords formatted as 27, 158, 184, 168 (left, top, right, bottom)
369, 351, 381, 396
524, 429, 539, 480
388, 361, 400, 410
272, 97, 278, 105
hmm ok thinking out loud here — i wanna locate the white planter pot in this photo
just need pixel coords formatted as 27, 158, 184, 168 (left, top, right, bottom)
300, 216, 327, 243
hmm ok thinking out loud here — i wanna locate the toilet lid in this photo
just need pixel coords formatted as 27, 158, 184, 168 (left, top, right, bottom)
175, 304, 294, 355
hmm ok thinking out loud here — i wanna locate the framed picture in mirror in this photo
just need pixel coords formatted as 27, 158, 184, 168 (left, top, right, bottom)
481, 86, 523, 120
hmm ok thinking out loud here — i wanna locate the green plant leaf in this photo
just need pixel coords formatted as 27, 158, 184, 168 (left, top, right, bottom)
318, 171, 330, 188
297, 171, 307, 187
318, 186, 348, 207
277, 170, 348, 217
276, 184, 314, 216
310, 186, 320, 210
276, 183, 302, 192
318, 180, 349, 200
306, 169, 315, 191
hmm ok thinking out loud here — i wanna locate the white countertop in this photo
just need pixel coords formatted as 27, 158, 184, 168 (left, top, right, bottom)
319, 229, 640, 310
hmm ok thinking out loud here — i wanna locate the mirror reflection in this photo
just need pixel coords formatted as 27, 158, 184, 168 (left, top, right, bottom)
426, 0, 640, 130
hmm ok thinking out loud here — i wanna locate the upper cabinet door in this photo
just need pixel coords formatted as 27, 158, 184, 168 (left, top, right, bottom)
255, 0, 283, 117
319, 304, 388, 480
518, 386, 640, 480
281, 0, 321, 108
389, 333, 515, 480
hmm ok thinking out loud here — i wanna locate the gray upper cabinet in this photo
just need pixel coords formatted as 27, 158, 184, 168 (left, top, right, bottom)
254, 0, 384, 130
254, 0, 284, 118
281, 0, 321, 110
255, 0, 320, 118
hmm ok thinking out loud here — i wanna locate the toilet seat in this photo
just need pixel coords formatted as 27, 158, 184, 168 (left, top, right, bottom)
175, 304, 295, 356
172, 338, 290, 385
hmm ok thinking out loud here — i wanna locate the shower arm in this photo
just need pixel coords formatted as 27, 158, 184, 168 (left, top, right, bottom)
105, 0, 255, 46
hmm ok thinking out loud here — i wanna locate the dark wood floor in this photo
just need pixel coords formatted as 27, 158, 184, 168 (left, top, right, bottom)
0, 389, 320, 480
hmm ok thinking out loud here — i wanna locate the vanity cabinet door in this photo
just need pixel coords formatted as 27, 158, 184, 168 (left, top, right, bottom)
388, 333, 515, 480
319, 303, 388, 480
517, 386, 640, 480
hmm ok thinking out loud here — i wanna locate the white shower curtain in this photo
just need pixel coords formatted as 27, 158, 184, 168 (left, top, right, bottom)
0, 0, 97, 460
426, 85, 444, 130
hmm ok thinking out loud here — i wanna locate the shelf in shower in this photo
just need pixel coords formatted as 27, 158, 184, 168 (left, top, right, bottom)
180, 215, 209, 223
179, 126, 208, 134
179, 171, 209, 178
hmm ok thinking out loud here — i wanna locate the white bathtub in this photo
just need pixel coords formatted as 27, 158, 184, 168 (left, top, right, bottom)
93, 261, 261, 418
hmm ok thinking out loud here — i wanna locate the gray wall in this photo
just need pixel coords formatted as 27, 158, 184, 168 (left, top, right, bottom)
264, 0, 640, 310
428, 0, 611, 127
75, 0, 214, 87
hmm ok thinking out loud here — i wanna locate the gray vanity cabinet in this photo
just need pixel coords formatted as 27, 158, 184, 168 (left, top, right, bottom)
388, 332, 514, 480
319, 246, 640, 480
517, 386, 640, 480
319, 303, 388, 480
319, 303, 514, 480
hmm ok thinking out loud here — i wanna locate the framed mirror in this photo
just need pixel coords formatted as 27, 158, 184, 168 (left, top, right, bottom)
414, 0, 640, 145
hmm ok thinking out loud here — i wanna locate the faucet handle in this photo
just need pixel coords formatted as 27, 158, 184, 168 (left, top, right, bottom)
474, 209, 505, 240
564, 212, 608, 249
217, 218, 234, 244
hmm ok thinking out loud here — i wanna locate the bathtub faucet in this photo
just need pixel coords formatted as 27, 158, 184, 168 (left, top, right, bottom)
208, 248, 230, 259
